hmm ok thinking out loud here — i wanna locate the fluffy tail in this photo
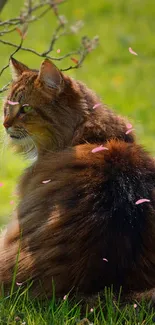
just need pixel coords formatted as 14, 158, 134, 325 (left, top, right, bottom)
68, 139, 155, 292
1, 139, 155, 297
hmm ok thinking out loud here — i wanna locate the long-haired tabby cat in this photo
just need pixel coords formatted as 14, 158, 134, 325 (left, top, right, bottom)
1, 57, 155, 301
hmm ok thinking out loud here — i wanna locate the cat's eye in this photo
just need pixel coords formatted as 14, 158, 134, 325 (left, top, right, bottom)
23, 105, 32, 113
20, 105, 33, 114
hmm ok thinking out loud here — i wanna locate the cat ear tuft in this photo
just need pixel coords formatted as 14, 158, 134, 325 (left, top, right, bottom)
9, 57, 29, 81
38, 59, 63, 90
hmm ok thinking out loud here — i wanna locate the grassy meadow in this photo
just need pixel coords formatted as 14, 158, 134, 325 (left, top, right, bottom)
0, 0, 155, 323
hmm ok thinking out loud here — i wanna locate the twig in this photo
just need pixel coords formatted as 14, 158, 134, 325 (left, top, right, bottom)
0, 62, 9, 78
27, 0, 32, 15
42, 24, 64, 56
0, 0, 98, 94
0, 81, 11, 93
0, 27, 17, 36
0, 38, 80, 60
0, 18, 21, 26
0, 38, 23, 91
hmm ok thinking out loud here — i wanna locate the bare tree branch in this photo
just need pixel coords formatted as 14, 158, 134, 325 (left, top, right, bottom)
0, 0, 99, 93
0, 38, 23, 78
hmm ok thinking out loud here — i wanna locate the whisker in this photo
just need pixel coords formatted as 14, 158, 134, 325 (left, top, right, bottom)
19, 129, 37, 160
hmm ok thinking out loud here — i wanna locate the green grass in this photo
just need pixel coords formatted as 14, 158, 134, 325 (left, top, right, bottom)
0, 0, 155, 323
1, 287, 155, 325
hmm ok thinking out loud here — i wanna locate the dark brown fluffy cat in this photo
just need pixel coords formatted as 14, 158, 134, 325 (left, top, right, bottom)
1, 57, 155, 301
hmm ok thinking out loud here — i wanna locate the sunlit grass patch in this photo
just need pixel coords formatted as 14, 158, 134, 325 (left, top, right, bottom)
0, 286, 155, 325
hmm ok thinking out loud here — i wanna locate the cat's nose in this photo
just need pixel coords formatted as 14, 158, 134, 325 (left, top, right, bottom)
3, 117, 12, 129
3, 122, 9, 129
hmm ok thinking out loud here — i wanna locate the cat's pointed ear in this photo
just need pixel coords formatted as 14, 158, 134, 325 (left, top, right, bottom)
9, 57, 29, 81
38, 59, 63, 90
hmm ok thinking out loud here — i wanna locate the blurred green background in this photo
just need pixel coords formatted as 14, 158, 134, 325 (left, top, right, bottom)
0, 0, 155, 224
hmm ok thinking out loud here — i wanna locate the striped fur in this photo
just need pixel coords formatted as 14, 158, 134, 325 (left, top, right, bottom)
1, 59, 155, 301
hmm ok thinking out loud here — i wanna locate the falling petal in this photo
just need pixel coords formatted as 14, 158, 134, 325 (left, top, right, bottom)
0, 182, 4, 187
90, 308, 94, 312
63, 295, 67, 300
129, 47, 138, 56
16, 282, 23, 286
10, 200, 14, 205
7, 100, 19, 106
135, 199, 150, 205
133, 303, 137, 309
92, 146, 109, 153
42, 179, 51, 184
103, 258, 108, 262
126, 123, 133, 129
57, 49, 61, 53
93, 103, 102, 109
125, 128, 135, 135
22, 104, 29, 107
